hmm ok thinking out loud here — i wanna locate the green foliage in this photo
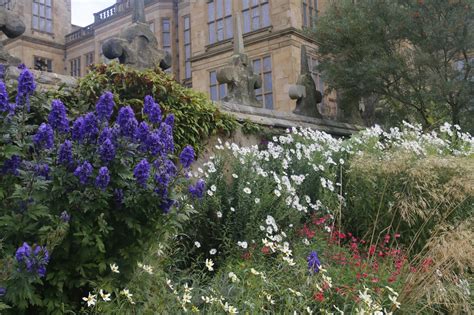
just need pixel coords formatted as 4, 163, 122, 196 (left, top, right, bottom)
314, 0, 474, 131
72, 63, 238, 153
0, 70, 198, 313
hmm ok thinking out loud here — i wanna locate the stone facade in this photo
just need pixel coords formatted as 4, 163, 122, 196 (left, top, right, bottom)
1, 0, 73, 73
1, 0, 339, 119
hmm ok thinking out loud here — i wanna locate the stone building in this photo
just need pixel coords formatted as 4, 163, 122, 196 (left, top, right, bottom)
1, 0, 338, 118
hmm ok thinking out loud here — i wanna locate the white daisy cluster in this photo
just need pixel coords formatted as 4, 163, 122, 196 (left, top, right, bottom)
261, 216, 295, 266
166, 279, 194, 312
201, 289, 239, 314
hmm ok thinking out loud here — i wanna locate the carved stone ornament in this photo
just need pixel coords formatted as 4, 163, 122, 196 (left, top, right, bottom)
289, 45, 323, 118
217, 13, 262, 107
0, 7, 25, 65
102, 0, 171, 70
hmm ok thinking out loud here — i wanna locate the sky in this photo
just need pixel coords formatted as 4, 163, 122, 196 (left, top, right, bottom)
72, 0, 116, 26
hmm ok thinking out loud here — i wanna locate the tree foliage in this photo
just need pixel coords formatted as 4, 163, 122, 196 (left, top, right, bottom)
314, 0, 474, 130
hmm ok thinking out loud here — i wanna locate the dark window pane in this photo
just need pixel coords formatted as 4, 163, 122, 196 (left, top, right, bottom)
216, 0, 223, 19
253, 59, 261, 74
185, 46, 191, 58
46, 20, 52, 33
265, 94, 273, 109
262, 3, 270, 27
208, 2, 215, 22
264, 72, 272, 91
225, 0, 232, 16
163, 19, 170, 32
185, 62, 191, 79
243, 10, 251, 33
219, 84, 226, 99
184, 17, 190, 29
217, 20, 224, 41
252, 0, 259, 6
242, 0, 249, 9
46, 7, 51, 18
209, 23, 215, 43
163, 33, 170, 47
263, 56, 271, 71
225, 17, 233, 39
32, 16, 38, 28
210, 71, 217, 84
210, 86, 218, 101
184, 30, 190, 43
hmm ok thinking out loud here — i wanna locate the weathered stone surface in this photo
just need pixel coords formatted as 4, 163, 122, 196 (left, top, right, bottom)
289, 45, 323, 118
219, 100, 359, 137
0, 8, 25, 66
4, 65, 77, 91
102, 0, 171, 70
217, 14, 262, 107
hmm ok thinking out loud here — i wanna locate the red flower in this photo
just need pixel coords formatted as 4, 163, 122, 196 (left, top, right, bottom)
314, 291, 324, 302
368, 245, 376, 256
261, 246, 270, 255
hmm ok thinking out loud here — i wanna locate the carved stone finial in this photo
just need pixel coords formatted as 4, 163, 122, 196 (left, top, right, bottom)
233, 12, 244, 55
0, 8, 25, 66
132, 0, 146, 24
101, 0, 171, 70
217, 13, 262, 107
289, 45, 323, 118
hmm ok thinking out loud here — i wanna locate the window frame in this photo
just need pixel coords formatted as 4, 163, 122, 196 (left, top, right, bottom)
33, 56, 53, 72
209, 70, 227, 101
302, 0, 318, 28
242, 0, 271, 33
252, 55, 274, 109
32, 0, 53, 34
161, 17, 172, 53
208, 0, 233, 45
70, 57, 81, 77
183, 15, 192, 80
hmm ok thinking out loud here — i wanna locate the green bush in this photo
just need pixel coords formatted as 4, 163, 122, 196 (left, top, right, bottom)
0, 66, 198, 313
70, 63, 238, 154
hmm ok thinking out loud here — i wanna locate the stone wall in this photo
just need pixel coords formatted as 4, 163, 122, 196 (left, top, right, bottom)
3, 65, 77, 92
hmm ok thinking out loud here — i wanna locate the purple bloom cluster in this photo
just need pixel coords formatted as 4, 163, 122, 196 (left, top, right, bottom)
48, 100, 69, 133
143, 95, 162, 124
117, 106, 138, 138
133, 159, 150, 188
1, 155, 21, 175
189, 179, 206, 199
15, 242, 50, 278
74, 161, 93, 185
96, 91, 115, 121
58, 140, 74, 167
307, 250, 321, 274
33, 123, 54, 150
60, 211, 70, 223
0, 287, 5, 297
160, 198, 175, 214
0, 81, 8, 112
165, 114, 175, 128
95, 167, 110, 191
136, 121, 150, 144
34, 163, 50, 179
99, 138, 116, 164
179, 145, 195, 168
71, 114, 98, 142
15, 65, 36, 112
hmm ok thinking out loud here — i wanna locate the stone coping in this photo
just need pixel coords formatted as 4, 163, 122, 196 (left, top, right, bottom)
218, 101, 360, 137
3, 65, 77, 90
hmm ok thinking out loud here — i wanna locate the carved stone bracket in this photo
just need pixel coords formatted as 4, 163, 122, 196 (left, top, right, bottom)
289, 45, 323, 118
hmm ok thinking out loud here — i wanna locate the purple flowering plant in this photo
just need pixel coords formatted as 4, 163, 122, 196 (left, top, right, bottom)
0, 68, 205, 312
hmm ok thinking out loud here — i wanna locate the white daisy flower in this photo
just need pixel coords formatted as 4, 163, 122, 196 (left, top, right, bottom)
110, 263, 120, 273
82, 292, 97, 307
205, 259, 214, 271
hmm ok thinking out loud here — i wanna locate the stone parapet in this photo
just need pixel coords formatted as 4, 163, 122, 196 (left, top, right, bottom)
3, 65, 77, 91
219, 101, 360, 137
